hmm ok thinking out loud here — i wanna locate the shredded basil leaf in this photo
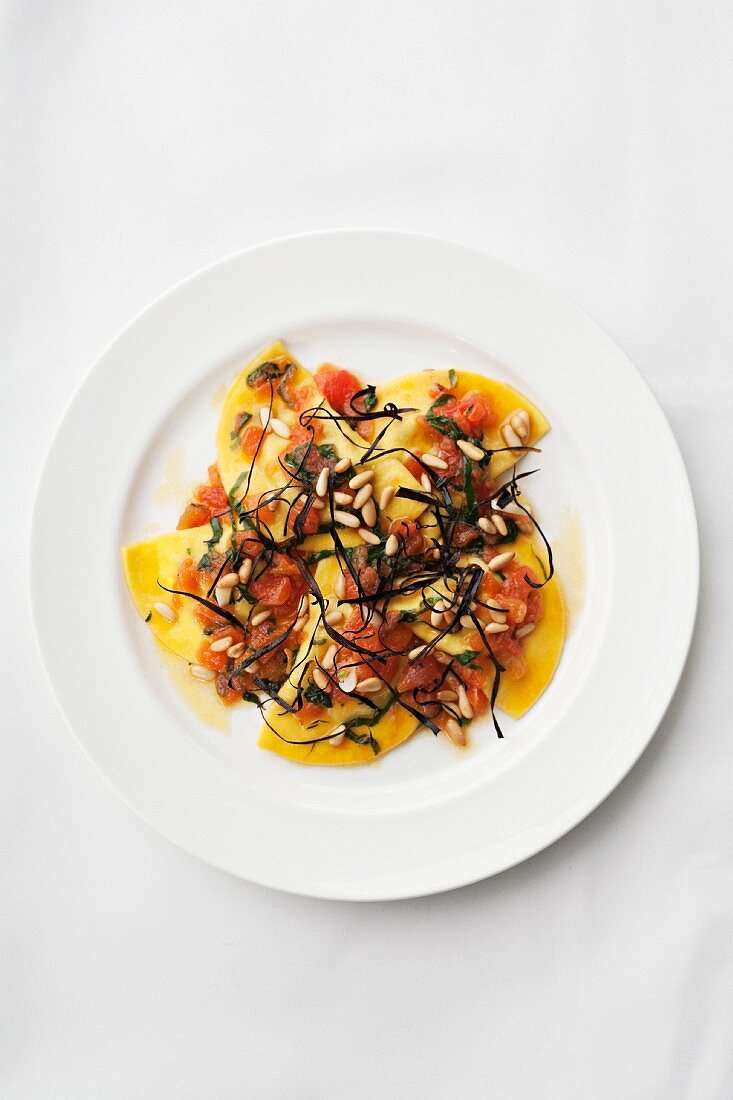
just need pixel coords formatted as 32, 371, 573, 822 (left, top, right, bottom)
448, 368, 458, 387
304, 683, 332, 708
456, 650, 481, 665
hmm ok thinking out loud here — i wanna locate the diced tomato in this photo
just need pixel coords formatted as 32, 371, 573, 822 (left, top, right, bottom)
249, 572, 294, 607
247, 355, 292, 393
389, 519, 424, 557
241, 424, 265, 459
343, 564, 380, 599
315, 364, 362, 415
397, 654, 445, 695
424, 390, 496, 441
433, 435, 462, 479
177, 503, 209, 530
286, 497, 321, 536
404, 455, 423, 482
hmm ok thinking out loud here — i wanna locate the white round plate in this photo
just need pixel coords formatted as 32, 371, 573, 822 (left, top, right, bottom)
30, 231, 698, 899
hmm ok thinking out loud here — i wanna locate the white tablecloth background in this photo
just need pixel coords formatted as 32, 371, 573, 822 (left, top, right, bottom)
2, 3, 731, 1096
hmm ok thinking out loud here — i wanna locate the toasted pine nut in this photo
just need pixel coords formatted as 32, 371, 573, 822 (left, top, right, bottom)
267, 498, 280, 515
437, 690, 458, 703
444, 718, 467, 747
328, 724, 346, 746
361, 498, 377, 527
478, 517, 496, 535
352, 483, 373, 510
489, 608, 507, 624
322, 644, 338, 669
492, 514, 508, 537
325, 609, 343, 626
294, 615, 309, 633
238, 559, 252, 584
349, 470, 374, 490
457, 684, 473, 719
488, 550, 515, 572
313, 667, 329, 690
227, 641, 245, 658
456, 439, 484, 462
430, 610, 445, 629
460, 614, 473, 629
358, 527, 381, 545
334, 572, 346, 600
429, 547, 442, 560
191, 665, 216, 682
379, 486, 396, 510
332, 509, 360, 528
422, 453, 448, 470
210, 635, 233, 652
359, 676, 382, 693
420, 473, 432, 492
385, 534, 399, 557
259, 406, 270, 429
334, 457, 351, 473
218, 571, 239, 589
153, 601, 177, 624
250, 609, 272, 627
515, 622, 536, 639
215, 586, 231, 607
311, 497, 325, 510
333, 491, 353, 506
269, 417, 291, 439
408, 645, 426, 660
485, 622, 509, 635
501, 424, 523, 449
434, 651, 452, 665
315, 467, 329, 498
338, 668, 357, 693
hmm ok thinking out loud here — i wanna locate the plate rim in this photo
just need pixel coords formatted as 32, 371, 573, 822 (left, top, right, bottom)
29, 229, 700, 899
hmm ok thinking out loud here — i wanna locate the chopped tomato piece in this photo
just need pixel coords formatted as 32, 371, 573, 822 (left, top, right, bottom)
315, 364, 362, 415
249, 572, 294, 607
424, 390, 496, 441
397, 654, 445, 694
177, 503, 209, 530
241, 424, 265, 459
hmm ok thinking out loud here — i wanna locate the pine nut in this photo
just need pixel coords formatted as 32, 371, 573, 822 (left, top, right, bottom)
338, 668, 357, 693
352, 483, 373, 510
457, 684, 473, 719
334, 457, 351, 473
493, 514, 508, 536
311, 497, 325, 510
294, 615, 309, 633
153, 601, 177, 624
248, 660, 260, 674
325, 609, 343, 626
333, 509, 360, 528
430, 610, 444, 629
267, 498, 280, 515
359, 676, 382, 693
460, 614, 473, 629
488, 551, 515, 572
238, 559, 252, 584
435, 651, 452, 665
191, 665, 216, 682
408, 645, 426, 660
420, 473, 432, 492
328, 724, 346, 746
429, 547, 442, 560
259, 406, 270, 429
385, 534, 399, 557
348, 470, 374, 490
358, 527, 381, 545
210, 635, 233, 652
478, 517, 496, 534
379, 486, 395, 510
217, 571, 239, 589
313, 667, 329, 690
489, 608, 507, 624
334, 572, 346, 599
444, 718, 467, 747
322, 644, 338, 668
215, 586, 231, 607
333, 491, 353, 506
422, 453, 448, 470
227, 641, 245, 658
370, 610, 383, 627
437, 690, 458, 703
515, 622, 536, 639
315, 467, 329, 498
250, 609, 272, 627
485, 622, 509, 635
457, 439, 484, 462
501, 424, 523, 449
269, 417, 291, 439
361, 498, 377, 527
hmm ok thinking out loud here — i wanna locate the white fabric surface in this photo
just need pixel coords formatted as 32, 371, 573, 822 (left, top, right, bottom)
2, 2, 731, 1096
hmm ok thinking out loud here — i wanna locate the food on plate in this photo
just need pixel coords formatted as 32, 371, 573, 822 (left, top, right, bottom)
123, 343, 564, 764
